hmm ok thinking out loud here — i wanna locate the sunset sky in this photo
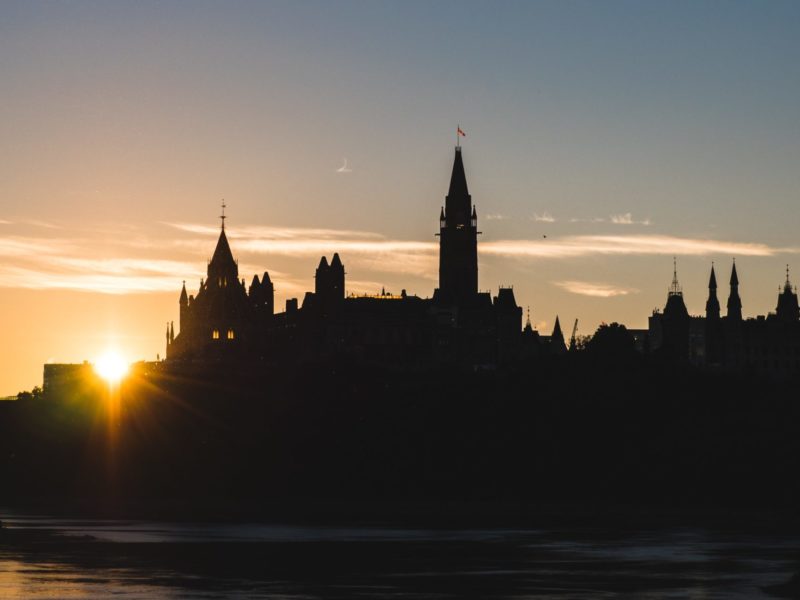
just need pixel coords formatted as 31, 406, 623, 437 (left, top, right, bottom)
2, 1, 800, 394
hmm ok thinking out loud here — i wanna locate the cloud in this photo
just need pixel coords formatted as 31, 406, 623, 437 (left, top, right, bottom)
0, 219, 11, 225
336, 158, 352, 173
481, 234, 792, 259
533, 212, 556, 223
485, 214, 506, 221
610, 213, 651, 226
2, 219, 797, 296
553, 280, 639, 298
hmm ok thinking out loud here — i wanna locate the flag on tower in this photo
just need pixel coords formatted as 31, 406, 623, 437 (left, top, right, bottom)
457, 126, 466, 137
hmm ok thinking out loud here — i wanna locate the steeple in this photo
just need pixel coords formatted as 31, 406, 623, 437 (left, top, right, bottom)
179, 281, 188, 306
669, 257, 682, 296
208, 206, 238, 281
727, 260, 742, 321
445, 146, 470, 222
705, 264, 720, 320
784, 264, 792, 292
550, 316, 567, 354
438, 145, 479, 304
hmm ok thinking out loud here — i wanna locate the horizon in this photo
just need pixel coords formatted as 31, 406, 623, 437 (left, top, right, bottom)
3, 1, 800, 394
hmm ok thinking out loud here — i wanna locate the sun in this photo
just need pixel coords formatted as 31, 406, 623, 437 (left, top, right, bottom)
94, 350, 129, 384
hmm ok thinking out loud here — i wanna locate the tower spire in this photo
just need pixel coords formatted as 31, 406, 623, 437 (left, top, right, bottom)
727, 259, 742, 321
669, 257, 681, 296
220, 200, 227, 231
706, 263, 720, 319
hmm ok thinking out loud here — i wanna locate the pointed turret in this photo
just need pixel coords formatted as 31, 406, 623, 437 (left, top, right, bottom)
207, 204, 238, 286
445, 146, 470, 222
727, 260, 742, 321
552, 316, 563, 338
705, 264, 720, 320
329, 253, 345, 302
550, 316, 567, 354
179, 281, 188, 306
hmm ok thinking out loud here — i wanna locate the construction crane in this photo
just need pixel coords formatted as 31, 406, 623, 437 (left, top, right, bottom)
569, 318, 579, 351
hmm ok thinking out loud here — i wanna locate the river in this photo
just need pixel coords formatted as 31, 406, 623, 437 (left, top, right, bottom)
0, 511, 797, 598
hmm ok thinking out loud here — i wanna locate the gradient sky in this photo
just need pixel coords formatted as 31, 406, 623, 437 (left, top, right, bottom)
2, 1, 800, 394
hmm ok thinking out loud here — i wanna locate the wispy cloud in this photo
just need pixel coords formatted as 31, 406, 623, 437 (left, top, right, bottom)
533, 212, 556, 223
610, 213, 651, 226
485, 214, 506, 221
482, 235, 792, 259
336, 158, 352, 173
2, 220, 797, 295
0, 219, 11, 225
553, 280, 639, 298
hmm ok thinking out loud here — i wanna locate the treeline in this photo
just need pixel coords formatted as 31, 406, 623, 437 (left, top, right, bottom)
1, 345, 799, 517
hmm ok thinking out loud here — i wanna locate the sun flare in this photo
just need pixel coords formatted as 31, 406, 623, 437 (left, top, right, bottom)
94, 351, 129, 384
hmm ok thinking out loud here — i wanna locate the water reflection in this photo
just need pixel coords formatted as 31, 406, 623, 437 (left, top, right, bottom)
0, 513, 797, 599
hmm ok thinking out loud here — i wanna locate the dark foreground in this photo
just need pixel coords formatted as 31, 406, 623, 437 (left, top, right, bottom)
3, 358, 800, 513
2, 511, 800, 599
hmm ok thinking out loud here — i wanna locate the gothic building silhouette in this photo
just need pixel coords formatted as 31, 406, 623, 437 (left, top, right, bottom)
649, 260, 800, 376
163, 144, 800, 377
165, 146, 559, 366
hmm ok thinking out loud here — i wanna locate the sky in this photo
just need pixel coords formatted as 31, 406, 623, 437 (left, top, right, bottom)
2, 0, 800, 394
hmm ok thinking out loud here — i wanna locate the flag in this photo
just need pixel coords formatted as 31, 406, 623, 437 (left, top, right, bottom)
457, 126, 466, 137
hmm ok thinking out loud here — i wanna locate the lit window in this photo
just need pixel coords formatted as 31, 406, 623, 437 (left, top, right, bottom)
212, 330, 220, 339
227, 329, 235, 340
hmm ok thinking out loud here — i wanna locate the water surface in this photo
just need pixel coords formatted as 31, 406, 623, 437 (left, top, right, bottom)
0, 512, 797, 598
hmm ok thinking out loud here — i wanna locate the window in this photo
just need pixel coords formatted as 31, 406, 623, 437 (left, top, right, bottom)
212, 330, 220, 340
227, 329, 235, 340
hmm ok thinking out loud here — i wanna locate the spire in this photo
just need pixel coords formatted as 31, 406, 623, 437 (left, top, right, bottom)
776, 264, 800, 322
669, 257, 682, 296
706, 264, 720, 319
208, 205, 238, 280
443, 146, 472, 226
170, 321, 174, 342
208, 228, 238, 279
179, 281, 188, 305
550, 315, 567, 354
525, 306, 531, 329
552, 316, 563, 339
447, 146, 469, 200
331, 253, 343, 269
727, 259, 742, 321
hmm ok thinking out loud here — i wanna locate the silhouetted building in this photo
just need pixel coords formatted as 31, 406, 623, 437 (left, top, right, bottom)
648, 261, 800, 378
166, 146, 525, 368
